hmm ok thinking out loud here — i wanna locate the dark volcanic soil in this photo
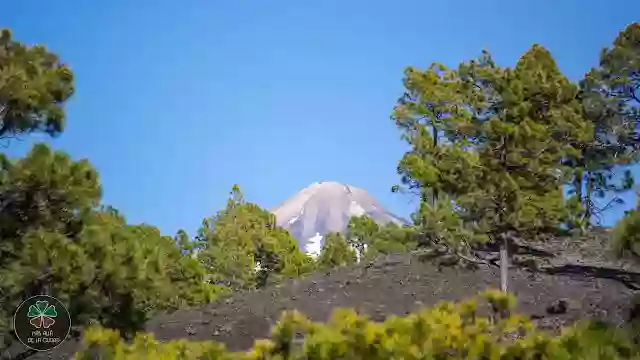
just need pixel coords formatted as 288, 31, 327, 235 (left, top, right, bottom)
15, 252, 639, 360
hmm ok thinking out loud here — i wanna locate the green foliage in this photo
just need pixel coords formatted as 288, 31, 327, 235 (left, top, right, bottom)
1, 22, 638, 360
411, 196, 487, 253
0, 205, 225, 343
0, 30, 230, 351
457, 45, 591, 236
73, 291, 640, 360
167, 231, 229, 308
344, 215, 418, 262
197, 185, 314, 290
363, 222, 417, 259
583, 22, 639, 134
392, 44, 597, 290
0, 165, 310, 353
255, 227, 316, 286
563, 194, 589, 230
392, 61, 475, 204
0, 29, 75, 140
197, 213, 257, 290
567, 22, 640, 229
317, 232, 356, 269
612, 209, 640, 260
269, 228, 317, 279
346, 215, 379, 256
0, 143, 101, 260
0, 145, 225, 351
74, 327, 234, 360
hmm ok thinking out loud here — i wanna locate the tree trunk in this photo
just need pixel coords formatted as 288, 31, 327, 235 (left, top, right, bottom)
573, 169, 583, 204
499, 233, 509, 292
582, 172, 594, 230
431, 124, 439, 207
356, 243, 364, 263
497, 135, 509, 292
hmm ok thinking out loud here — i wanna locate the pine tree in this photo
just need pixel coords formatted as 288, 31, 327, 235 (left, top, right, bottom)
0, 28, 228, 355
0, 29, 74, 141
317, 232, 357, 269
568, 22, 640, 230
346, 215, 379, 259
393, 46, 593, 291
392, 64, 460, 206
197, 185, 313, 289
345, 215, 418, 261
0, 145, 225, 353
363, 222, 418, 260
0, 144, 102, 264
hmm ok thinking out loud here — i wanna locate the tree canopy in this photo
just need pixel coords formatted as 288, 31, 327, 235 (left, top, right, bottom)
0, 145, 228, 351
196, 185, 314, 290
567, 22, 640, 229
317, 232, 357, 269
391, 27, 640, 289
0, 29, 74, 141
346, 215, 417, 261
0, 147, 314, 355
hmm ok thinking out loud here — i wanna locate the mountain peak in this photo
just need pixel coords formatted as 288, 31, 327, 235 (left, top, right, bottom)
271, 182, 404, 255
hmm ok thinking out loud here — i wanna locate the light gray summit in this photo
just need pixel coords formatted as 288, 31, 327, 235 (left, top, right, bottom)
271, 181, 404, 255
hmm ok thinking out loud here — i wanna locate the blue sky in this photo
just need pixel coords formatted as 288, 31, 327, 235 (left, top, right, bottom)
2, 0, 639, 236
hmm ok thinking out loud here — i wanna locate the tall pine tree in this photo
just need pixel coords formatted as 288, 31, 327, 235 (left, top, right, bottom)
393, 46, 593, 291
568, 22, 640, 230
0, 29, 74, 141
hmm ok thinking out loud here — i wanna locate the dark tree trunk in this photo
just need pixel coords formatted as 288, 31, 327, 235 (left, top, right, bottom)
582, 172, 594, 231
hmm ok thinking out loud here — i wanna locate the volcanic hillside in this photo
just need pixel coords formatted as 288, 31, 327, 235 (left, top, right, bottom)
21, 233, 640, 360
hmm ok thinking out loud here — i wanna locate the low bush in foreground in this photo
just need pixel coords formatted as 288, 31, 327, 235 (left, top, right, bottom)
73, 290, 640, 360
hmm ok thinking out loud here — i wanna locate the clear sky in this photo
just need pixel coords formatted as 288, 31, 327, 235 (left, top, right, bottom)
2, 1, 639, 236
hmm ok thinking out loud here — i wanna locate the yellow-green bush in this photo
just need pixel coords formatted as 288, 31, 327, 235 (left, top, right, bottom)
74, 290, 640, 360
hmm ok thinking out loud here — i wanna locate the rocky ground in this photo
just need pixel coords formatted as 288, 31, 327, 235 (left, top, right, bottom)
13, 239, 640, 360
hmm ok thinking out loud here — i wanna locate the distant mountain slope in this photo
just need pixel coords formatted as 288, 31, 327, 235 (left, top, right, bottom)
271, 181, 405, 255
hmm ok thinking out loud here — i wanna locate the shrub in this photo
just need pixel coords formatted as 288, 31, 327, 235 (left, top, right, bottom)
73, 290, 640, 360
613, 210, 640, 260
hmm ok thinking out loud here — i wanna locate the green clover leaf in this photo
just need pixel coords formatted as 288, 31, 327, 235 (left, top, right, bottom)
27, 305, 41, 318
26, 300, 57, 318
36, 301, 48, 313
43, 305, 57, 317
